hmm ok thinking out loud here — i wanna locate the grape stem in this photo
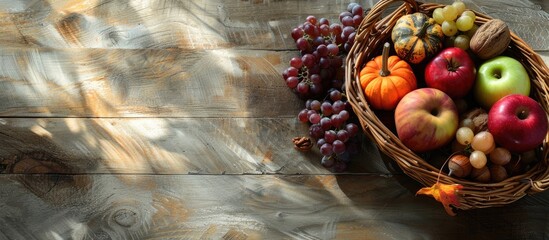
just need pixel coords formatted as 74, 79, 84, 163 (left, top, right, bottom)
379, 42, 391, 77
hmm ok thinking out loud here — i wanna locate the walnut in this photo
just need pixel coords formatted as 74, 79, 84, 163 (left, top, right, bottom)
292, 136, 312, 152
470, 19, 511, 59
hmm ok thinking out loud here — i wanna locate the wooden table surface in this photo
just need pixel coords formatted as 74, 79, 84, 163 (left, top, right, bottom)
0, 0, 548, 239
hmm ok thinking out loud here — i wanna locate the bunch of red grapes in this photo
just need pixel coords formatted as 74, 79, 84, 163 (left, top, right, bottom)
283, 3, 366, 172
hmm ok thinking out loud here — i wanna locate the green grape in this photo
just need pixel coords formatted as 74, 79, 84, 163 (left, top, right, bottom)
456, 15, 474, 31
442, 20, 458, 36
442, 5, 458, 21
462, 10, 476, 22
453, 34, 470, 50
452, 1, 467, 15
433, 8, 445, 25
471, 131, 495, 154
456, 126, 474, 145
470, 150, 488, 169
465, 24, 479, 38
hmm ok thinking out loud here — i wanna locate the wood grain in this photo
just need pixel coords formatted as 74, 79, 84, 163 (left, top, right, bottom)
0, 47, 304, 118
0, 0, 547, 51
1, 174, 549, 239
0, 117, 387, 174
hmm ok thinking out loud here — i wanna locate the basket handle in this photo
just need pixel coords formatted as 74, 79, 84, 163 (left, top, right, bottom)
359, 0, 419, 32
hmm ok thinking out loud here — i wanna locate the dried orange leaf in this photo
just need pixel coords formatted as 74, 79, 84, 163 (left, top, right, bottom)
416, 182, 463, 216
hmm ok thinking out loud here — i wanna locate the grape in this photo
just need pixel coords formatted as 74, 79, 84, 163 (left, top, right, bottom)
456, 126, 474, 145
309, 83, 323, 96
296, 38, 310, 51
321, 155, 335, 167
351, 5, 363, 17
465, 24, 479, 38
310, 73, 322, 85
332, 100, 345, 114
283, 3, 365, 172
346, 123, 359, 137
459, 118, 474, 130
319, 24, 330, 36
332, 140, 346, 154
312, 36, 324, 48
433, 8, 445, 24
339, 110, 350, 121
319, 18, 330, 26
330, 114, 343, 128
291, 28, 304, 41
306, 15, 317, 25
339, 11, 352, 22
337, 129, 350, 142
302, 54, 316, 68
471, 131, 495, 154
298, 109, 308, 122
320, 143, 333, 156
329, 90, 342, 101
348, 32, 356, 45
309, 124, 324, 139
352, 15, 363, 27
303, 23, 318, 37
290, 57, 303, 69
342, 26, 355, 38
470, 150, 487, 169
347, 3, 359, 12
297, 82, 310, 95
286, 76, 299, 88
456, 15, 474, 31
310, 100, 321, 111
308, 113, 321, 124
442, 20, 458, 36
442, 5, 458, 21
324, 130, 337, 143
317, 138, 326, 147
307, 109, 316, 118
330, 23, 343, 35
287, 67, 299, 77
453, 34, 470, 50
320, 117, 332, 130
461, 10, 476, 22
341, 16, 354, 26
316, 44, 328, 57
490, 147, 512, 165
321, 102, 333, 116
319, 57, 330, 69
452, 1, 466, 15
305, 100, 312, 109
327, 43, 339, 56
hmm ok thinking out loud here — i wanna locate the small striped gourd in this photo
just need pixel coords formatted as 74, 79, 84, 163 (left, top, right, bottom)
391, 13, 444, 64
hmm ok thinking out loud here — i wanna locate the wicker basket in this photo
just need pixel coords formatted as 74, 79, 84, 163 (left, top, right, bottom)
345, 0, 549, 210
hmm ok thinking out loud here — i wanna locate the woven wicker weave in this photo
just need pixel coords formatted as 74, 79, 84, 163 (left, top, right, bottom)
345, 0, 549, 210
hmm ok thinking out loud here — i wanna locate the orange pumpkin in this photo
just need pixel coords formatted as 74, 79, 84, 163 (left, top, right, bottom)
359, 42, 417, 110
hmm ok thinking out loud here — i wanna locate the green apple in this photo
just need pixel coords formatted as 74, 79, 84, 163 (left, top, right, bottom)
474, 56, 530, 109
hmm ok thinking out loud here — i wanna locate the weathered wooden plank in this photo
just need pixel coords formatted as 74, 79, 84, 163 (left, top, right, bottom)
0, 0, 547, 50
1, 174, 549, 239
0, 48, 547, 119
0, 117, 386, 175
0, 47, 305, 118
1, 0, 356, 50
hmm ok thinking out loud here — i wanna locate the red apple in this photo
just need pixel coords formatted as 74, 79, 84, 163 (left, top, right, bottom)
488, 94, 548, 152
424, 47, 476, 99
395, 88, 459, 152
